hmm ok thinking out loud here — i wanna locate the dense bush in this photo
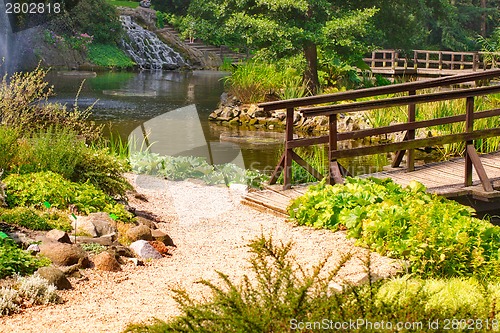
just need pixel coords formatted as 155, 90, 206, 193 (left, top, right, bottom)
0, 239, 50, 279
130, 151, 268, 188
12, 128, 86, 179
125, 235, 500, 333
55, 0, 123, 45
87, 44, 136, 69
0, 207, 72, 232
289, 177, 500, 279
0, 274, 61, 316
3, 171, 133, 222
0, 68, 101, 142
72, 147, 133, 197
224, 59, 307, 103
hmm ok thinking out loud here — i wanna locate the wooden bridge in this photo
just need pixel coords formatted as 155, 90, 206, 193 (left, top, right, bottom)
242, 69, 500, 215
364, 49, 500, 76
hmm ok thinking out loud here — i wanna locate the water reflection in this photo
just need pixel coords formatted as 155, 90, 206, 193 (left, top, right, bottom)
46, 70, 391, 174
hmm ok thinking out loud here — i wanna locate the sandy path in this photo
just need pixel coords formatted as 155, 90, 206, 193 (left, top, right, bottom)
0, 174, 399, 333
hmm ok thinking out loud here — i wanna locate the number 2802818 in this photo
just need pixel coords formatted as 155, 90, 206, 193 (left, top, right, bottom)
5, 2, 61, 14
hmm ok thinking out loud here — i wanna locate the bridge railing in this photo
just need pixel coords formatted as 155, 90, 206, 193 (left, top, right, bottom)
258, 69, 500, 190
364, 50, 500, 73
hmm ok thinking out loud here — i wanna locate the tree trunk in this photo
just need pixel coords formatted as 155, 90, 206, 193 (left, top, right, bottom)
303, 41, 320, 95
480, 0, 487, 37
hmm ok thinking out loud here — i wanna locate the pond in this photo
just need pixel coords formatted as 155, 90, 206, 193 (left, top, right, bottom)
46, 70, 390, 175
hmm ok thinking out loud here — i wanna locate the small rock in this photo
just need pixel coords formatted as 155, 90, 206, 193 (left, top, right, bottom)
26, 244, 40, 254
110, 245, 135, 258
130, 240, 163, 259
46, 229, 72, 244
92, 251, 121, 272
36, 266, 72, 290
126, 258, 144, 266
148, 240, 169, 256
126, 225, 153, 242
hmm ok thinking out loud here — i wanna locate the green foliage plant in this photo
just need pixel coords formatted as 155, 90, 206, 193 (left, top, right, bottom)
0, 127, 19, 172
71, 146, 133, 197
80, 243, 107, 255
125, 235, 500, 332
0, 238, 50, 279
289, 177, 500, 279
0, 67, 101, 142
0, 207, 72, 232
129, 151, 269, 188
12, 127, 86, 179
3, 171, 133, 222
87, 44, 136, 69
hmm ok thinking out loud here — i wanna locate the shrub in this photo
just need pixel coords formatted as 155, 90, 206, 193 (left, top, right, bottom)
289, 177, 500, 279
0, 288, 20, 316
16, 274, 60, 305
3, 171, 133, 222
0, 127, 19, 172
87, 44, 136, 69
0, 239, 50, 279
0, 67, 102, 142
72, 147, 133, 197
12, 128, 86, 179
125, 235, 500, 332
0, 207, 72, 232
67, 0, 123, 45
129, 151, 268, 188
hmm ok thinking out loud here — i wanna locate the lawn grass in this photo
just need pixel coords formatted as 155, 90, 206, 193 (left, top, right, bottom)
105, 0, 139, 8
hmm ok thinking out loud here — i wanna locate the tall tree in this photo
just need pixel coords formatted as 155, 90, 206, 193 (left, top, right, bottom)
188, 0, 377, 94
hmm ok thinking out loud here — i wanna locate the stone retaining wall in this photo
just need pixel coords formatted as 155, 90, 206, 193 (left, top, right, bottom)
209, 96, 370, 134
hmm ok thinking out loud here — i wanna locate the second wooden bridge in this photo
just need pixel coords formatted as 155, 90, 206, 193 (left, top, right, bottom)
364, 49, 500, 76
242, 69, 500, 216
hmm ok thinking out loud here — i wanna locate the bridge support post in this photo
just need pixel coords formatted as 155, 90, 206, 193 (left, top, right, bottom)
465, 97, 474, 187
328, 114, 344, 184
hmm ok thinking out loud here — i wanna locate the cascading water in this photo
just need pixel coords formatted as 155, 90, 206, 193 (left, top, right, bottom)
120, 15, 186, 70
0, 0, 12, 74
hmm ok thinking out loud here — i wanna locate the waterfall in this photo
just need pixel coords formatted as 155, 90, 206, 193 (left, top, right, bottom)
0, 0, 12, 74
120, 16, 186, 70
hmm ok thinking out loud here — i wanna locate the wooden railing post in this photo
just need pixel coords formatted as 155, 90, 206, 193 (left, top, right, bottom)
328, 114, 344, 184
407, 90, 416, 171
464, 96, 474, 186
283, 107, 294, 189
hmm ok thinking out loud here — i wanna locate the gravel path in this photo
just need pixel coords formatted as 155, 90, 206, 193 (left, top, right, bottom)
0, 174, 400, 333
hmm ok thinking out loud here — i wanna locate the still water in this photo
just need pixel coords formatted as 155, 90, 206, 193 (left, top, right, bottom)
46, 70, 389, 175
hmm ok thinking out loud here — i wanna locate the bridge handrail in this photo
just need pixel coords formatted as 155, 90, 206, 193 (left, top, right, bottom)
258, 69, 500, 112
263, 70, 500, 190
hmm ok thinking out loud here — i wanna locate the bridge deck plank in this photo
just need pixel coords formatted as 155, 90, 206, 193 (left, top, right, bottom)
242, 151, 500, 215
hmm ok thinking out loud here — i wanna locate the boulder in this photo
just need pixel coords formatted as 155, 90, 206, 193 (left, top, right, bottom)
72, 217, 98, 238
36, 266, 72, 290
136, 216, 157, 230
130, 240, 163, 259
76, 233, 116, 246
75, 213, 117, 237
126, 225, 153, 242
92, 251, 121, 272
39, 242, 88, 266
45, 229, 72, 244
151, 229, 168, 241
